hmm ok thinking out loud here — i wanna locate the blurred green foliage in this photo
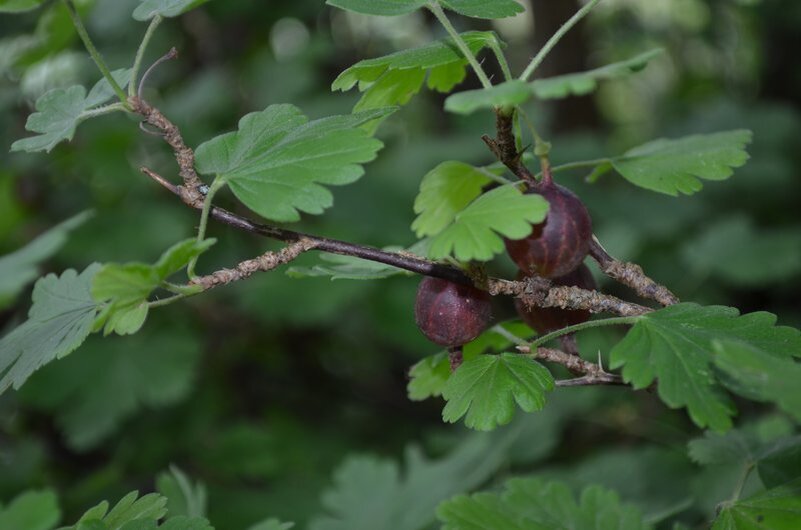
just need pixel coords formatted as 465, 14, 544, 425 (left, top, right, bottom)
1, 0, 800, 528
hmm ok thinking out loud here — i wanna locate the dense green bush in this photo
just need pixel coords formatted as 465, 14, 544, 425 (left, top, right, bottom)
1, 1, 800, 529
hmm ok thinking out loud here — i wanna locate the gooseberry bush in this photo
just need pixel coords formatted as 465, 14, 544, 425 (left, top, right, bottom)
1, 0, 800, 529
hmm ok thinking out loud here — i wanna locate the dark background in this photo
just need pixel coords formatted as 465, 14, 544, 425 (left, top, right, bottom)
1, 0, 800, 528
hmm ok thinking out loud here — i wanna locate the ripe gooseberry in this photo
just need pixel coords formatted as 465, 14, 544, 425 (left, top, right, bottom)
414, 277, 492, 348
505, 180, 592, 278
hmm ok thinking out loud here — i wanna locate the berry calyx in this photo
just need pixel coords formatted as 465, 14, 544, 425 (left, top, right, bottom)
414, 277, 492, 348
514, 263, 596, 334
504, 181, 592, 278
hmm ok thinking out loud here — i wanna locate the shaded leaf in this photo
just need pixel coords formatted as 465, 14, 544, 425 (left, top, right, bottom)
442, 353, 554, 431
531, 49, 662, 99
714, 340, 801, 423
195, 106, 391, 222
437, 478, 652, 530
682, 217, 801, 287
609, 130, 752, 196
19, 327, 199, 451
248, 520, 295, 530
156, 466, 207, 519
325, 0, 425, 16
132, 0, 210, 20
444, 80, 533, 114
0, 211, 91, 309
428, 186, 548, 262
0, 265, 100, 394
0, 489, 60, 530
11, 70, 131, 153
610, 303, 801, 431
0, 0, 47, 13
310, 430, 522, 530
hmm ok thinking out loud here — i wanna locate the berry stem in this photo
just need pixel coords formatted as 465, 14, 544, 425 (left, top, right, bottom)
448, 347, 464, 371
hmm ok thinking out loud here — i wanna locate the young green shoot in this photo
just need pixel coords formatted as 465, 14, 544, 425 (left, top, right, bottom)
427, 2, 494, 90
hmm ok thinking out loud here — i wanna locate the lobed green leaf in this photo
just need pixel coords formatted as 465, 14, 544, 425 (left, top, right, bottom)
711, 479, 801, 530
610, 303, 801, 431
428, 185, 548, 262
332, 32, 500, 111
91, 239, 215, 336
0, 265, 100, 394
10, 69, 131, 153
441, 353, 554, 431
408, 322, 532, 401
530, 49, 663, 99
195, 105, 392, 222
609, 129, 753, 196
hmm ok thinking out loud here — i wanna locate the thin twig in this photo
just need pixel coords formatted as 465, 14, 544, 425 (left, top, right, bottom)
589, 237, 679, 306
482, 111, 537, 186
189, 239, 318, 290
519, 345, 625, 386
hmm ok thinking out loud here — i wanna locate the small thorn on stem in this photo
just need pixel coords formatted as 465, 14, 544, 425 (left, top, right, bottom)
138, 46, 179, 99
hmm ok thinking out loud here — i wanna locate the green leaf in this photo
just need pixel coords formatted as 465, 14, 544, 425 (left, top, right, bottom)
132, 0, 210, 20
712, 479, 801, 530
442, 353, 554, 431
440, 0, 524, 19
713, 340, 801, 423
91, 239, 214, 336
19, 326, 201, 449
428, 186, 548, 262
0, 210, 91, 309
437, 478, 652, 530
0, 489, 60, 530
11, 70, 131, 153
408, 321, 533, 401
0, 0, 47, 13
609, 130, 753, 196
682, 217, 801, 287
444, 80, 533, 114
610, 303, 801, 431
65, 492, 167, 530
325, 0, 425, 16
0, 265, 100, 394
156, 466, 207, 519
333, 32, 500, 110
195, 106, 391, 222
310, 431, 521, 530
530, 49, 663, 99
412, 161, 493, 237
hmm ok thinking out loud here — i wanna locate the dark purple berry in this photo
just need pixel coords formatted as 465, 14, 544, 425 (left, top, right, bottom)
514, 264, 596, 334
415, 277, 492, 347
505, 182, 592, 278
